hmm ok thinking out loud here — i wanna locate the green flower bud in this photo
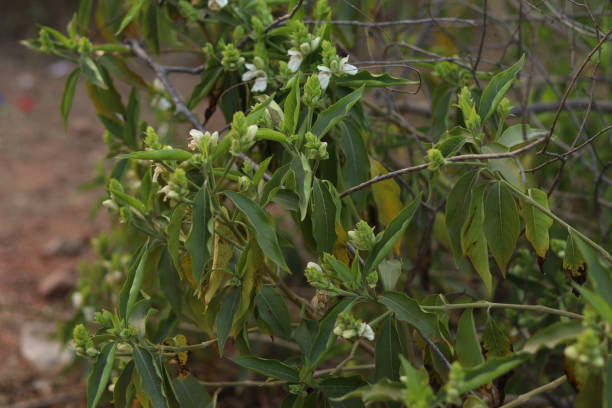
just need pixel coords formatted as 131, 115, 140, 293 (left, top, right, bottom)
445, 362, 465, 405
86, 347, 99, 358
221, 44, 244, 71
348, 220, 377, 251
496, 97, 513, 119
159, 168, 189, 202
427, 148, 446, 171
144, 126, 162, 149
304, 132, 329, 160
238, 176, 250, 191
73, 324, 90, 346
94, 309, 114, 327
303, 74, 322, 108
457, 87, 481, 137
366, 270, 378, 288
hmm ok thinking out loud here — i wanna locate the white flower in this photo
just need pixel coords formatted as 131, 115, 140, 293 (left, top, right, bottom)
71, 292, 83, 308
358, 322, 375, 341
156, 97, 172, 111
317, 56, 358, 90
342, 329, 357, 339
339, 56, 358, 75
188, 129, 219, 151
242, 63, 268, 92
306, 261, 322, 273
208, 0, 228, 11
288, 49, 304, 72
317, 65, 332, 90
246, 124, 258, 141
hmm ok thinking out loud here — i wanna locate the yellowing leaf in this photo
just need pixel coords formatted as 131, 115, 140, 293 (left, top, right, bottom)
333, 223, 351, 265
204, 221, 235, 306
370, 159, 403, 254
180, 254, 196, 289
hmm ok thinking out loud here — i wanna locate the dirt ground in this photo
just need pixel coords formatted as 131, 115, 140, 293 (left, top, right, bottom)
0, 43, 107, 406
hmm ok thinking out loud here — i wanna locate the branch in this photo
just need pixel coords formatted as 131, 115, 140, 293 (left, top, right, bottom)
422, 302, 583, 320
305, 17, 477, 27
237, 0, 304, 49
499, 375, 566, 408
340, 137, 546, 197
539, 27, 612, 153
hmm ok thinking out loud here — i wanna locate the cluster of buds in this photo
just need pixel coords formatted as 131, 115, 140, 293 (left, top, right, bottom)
229, 111, 258, 155
433, 60, 470, 87
366, 270, 378, 288
333, 312, 375, 341
253, 96, 284, 129
496, 97, 514, 120
221, 43, 244, 71
73, 324, 98, 358
427, 148, 446, 172
159, 168, 189, 202
286, 21, 321, 72
304, 262, 341, 294
348, 220, 377, 251
457, 87, 481, 138
564, 328, 604, 368
304, 132, 329, 160
188, 128, 219, 156
242, 56, 268, 92
317, 40, 358, 90
303, 74, 322, 108
445, 362, 466, 405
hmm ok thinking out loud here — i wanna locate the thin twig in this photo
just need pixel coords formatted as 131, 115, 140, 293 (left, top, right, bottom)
422, 302, 583, 320
305, 17, 478, 27
499, 375, 566, 408
340, 137, 546, 197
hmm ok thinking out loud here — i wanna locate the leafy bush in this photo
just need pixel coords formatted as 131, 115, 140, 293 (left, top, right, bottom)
26, 0, 611, 407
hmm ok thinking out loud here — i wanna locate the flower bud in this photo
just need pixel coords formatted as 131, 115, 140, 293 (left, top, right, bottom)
303, 75, 322, 108
348, 220, 377, 251
427, 148, 446, 171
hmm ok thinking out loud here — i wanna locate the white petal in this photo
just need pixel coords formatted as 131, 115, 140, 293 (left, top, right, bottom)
252, 77, 267, 92
317, 65, 331, 73
288, 54, 303, 72
318, 71, 331, 90
189, 129, 204, 140
342, 63, 358, 75
287, 49, 301, 56
245, 63, 256, 71
311, 37, 321, 50
242, 70, 256, 81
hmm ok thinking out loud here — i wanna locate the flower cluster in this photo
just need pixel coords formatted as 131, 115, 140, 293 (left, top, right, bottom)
286, 21, 321, 72
564, 328, 604, 368
427, 148, 446, 171
304, 262, 341, 293
208, 0, 228, 11
221, 43, 244, 71
72, 324, 98, 358
317, 40, 358, 89
159, 168, 189, 202
188, 128, 219, 155
228, 111, 258, 155
242, 57, 268, 92
303, 74, 322, 108
444, 362, 466, 405
332, 312, 375, 341
348, 220, 377, 251
304, 132, 329, 160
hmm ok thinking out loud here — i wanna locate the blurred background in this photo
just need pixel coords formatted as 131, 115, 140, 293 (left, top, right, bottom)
0, 1, 105, 405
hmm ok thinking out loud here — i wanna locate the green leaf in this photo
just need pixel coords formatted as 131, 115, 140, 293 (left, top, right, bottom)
80, 56, 108, 89
311, 85, 365, 137
375, 316, 403, 381
574, 235, 612, 306
173, 375, 212, 408
61, 68, 80, 127
125, 241, 150, 320
167, 204, 187, 279
186, 187, 211, 283
333, 379, 404, 403
482, 318, 512, 358
291, 154, 313, 221
229, 356, 300, 382
113, 361, 135, 408
255, 285, 292, 339
459, 354, 528, 394
520, 188, 553, 258
563, 230, 586, 279
120, 149, 193, 161
335, 71, 416, 88
87, 343, 117, 408
108, 185, 147, 215
483, 143, 525, 192
256, 128, 288, 143
283, 76, 300, 135
455, 310, 484, 368
339, 120, 369, 207
311, 179, 337, 254
446, 170, 479, 260
364, 193, 421, 274
461, 184, 492, 293
225, 191, 289, 271
521, 321, 582, 354
216, 288, 241, 356
133, 346, 170, 408
117, 0, 148, 34
483, 182, 520, 275
118, 244, 147, 319
575, 286, 612, 326
378, 291, 439, 340
497, 124, 546, 148
188, 66, 222, 109
318, 375, 368, 404
478, 54, 525, 121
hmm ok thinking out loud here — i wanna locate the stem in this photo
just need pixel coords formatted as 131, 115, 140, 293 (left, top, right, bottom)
422, 302, 583, 320
499, 375, 566, 408
501, 179, 612, 264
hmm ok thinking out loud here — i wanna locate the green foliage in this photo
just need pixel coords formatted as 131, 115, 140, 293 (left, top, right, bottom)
30, 1, 611, 406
